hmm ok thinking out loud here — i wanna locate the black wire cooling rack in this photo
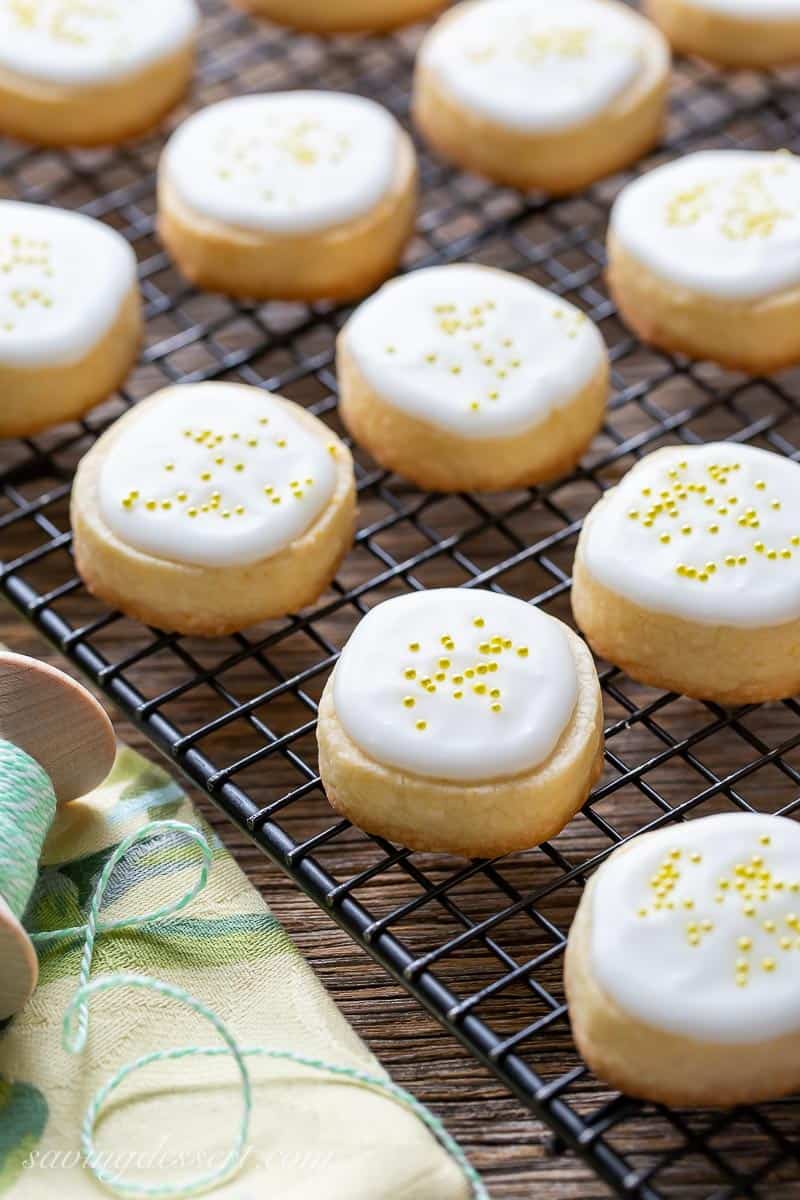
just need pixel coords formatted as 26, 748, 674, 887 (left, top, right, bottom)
4, 3, 800, 1196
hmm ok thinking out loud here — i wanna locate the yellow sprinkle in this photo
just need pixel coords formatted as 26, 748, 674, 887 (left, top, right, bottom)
409, 642, 420, 652
762, 957, 777, 972
403, 697, 415, 709
415, 720, 427, 732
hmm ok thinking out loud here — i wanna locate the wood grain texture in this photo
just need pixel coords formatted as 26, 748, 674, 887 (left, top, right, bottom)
0, 600, 610, 1199
0, 651, 116, 803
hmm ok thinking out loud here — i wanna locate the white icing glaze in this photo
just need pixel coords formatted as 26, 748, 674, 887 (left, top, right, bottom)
0, 0, 198, 87
591, 813, 800, 1044
581, 442, 800, 628
333, 589, 578, 783
683, 0, 800, 17
161, 92, 400, 236
344, 265, 606, 439
98, 384, 338, 568
419, 0, 653, 133
611, 150, 800, 300
0, 200, 137, 369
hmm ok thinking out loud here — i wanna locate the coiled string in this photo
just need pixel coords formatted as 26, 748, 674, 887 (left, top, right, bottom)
0, 739, 487, 1199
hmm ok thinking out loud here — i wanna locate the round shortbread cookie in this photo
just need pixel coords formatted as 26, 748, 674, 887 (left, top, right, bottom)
158, 90, 417, 302
608, 149, 800, 372
572, 441, 800, 702
317, 588, 604, 856
566, 813, 800, 1106
0, 0, 198, 146
230, 0, 446, 33
645, 0, 800, 67
338, 264, 609, 492
71, 382, 356, 635
0, 199, 141, 438
413, 0, 670, 194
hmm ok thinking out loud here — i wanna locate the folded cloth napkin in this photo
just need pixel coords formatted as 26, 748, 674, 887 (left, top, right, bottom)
0, 743, 470, 1199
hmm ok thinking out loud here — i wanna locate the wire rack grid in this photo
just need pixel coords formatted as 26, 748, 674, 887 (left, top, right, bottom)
4, 3, 800, 1196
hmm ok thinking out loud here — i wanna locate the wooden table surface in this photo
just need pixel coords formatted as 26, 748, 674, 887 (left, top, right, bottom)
0, 600, 611, 1200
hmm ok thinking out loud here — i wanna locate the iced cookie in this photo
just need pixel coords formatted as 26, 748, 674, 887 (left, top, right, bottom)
158, 91, 417, 302
645, 0, 800, 68
572, 442, 800, 703
412, 0, 670, 195
608, 149, 800, 373
566, 813, 800, 1106
71, 382, 356, 635
317, 589, 603, 857
0, 0, 198, 146
0, 200, 141, 439
338, 264, 609, 492
232, 0, 445, 33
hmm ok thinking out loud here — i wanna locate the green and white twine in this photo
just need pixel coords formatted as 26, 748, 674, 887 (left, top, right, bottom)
0, 739, 488, 1199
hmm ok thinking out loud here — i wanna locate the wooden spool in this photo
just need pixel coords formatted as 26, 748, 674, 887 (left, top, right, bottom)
0, 653, 116, 1020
